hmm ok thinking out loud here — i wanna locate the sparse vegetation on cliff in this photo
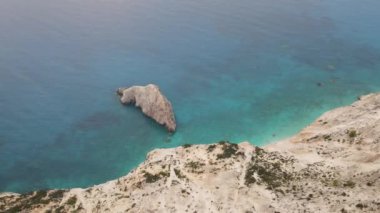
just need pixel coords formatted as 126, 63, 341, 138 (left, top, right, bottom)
216, 141, 239, 159
1, 93, 380, 212
65, 196, 77, 206
245, 148, 293, 189
143, 170, 170, 183
182, 144, 193, 148
347, 130, 358, 138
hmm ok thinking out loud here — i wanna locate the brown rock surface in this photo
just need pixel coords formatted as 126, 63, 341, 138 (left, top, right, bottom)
117, 84, 176, 132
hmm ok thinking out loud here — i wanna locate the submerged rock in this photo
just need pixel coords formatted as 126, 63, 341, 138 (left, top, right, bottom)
116, 84, 176, 132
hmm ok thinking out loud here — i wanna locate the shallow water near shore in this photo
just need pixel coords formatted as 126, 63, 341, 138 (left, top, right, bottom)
1, 0, 380, 192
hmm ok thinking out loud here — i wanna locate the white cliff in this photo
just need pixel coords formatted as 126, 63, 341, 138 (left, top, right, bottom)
1, 93, 380, 212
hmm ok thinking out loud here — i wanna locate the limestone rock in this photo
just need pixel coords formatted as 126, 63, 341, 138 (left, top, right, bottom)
117, 84, 176, 132
2, 93, 380, 212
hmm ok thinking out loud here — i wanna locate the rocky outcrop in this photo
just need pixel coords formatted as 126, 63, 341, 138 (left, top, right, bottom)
116, 84, 176, 132
1, 93, 380, 212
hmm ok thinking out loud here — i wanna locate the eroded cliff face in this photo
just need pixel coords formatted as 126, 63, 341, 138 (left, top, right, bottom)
1, 93, 380, 213
117, 84, 176, 132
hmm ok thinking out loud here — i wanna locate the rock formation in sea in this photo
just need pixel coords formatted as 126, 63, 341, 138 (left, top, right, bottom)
116, 84, 176, 132
1, 93, 380, 212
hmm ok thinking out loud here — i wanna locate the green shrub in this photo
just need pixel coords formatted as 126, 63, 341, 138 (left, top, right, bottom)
207, 144, 217, 152
216, 142, 238, 159
143, 171, 169, 183
348, 130, 358, 138
343, 180, 356, 188
66, 196, 77, 206
323, 135, 332, 141
332, 179, 340, 187
255, 146, 265, 156
356, 203, 366, 209
244, 167, 257, 186
185, 161, 204, 170
182, 144, 192, 148
143, 172, 161, 183
49, 190, 66, 200
174, 169, 186, 179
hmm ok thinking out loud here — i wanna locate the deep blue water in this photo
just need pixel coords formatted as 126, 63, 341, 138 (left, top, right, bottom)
1, 0, 380, 192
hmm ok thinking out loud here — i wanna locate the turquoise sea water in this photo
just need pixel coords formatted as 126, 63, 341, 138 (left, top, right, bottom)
1, 0, 380, 192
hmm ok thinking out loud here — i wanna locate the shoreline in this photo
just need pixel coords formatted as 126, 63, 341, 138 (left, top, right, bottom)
1, 93, 380, 212
0, 90, 371, 194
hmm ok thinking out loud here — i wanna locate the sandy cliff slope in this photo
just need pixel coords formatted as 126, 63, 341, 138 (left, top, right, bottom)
1, 93, 379, 213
